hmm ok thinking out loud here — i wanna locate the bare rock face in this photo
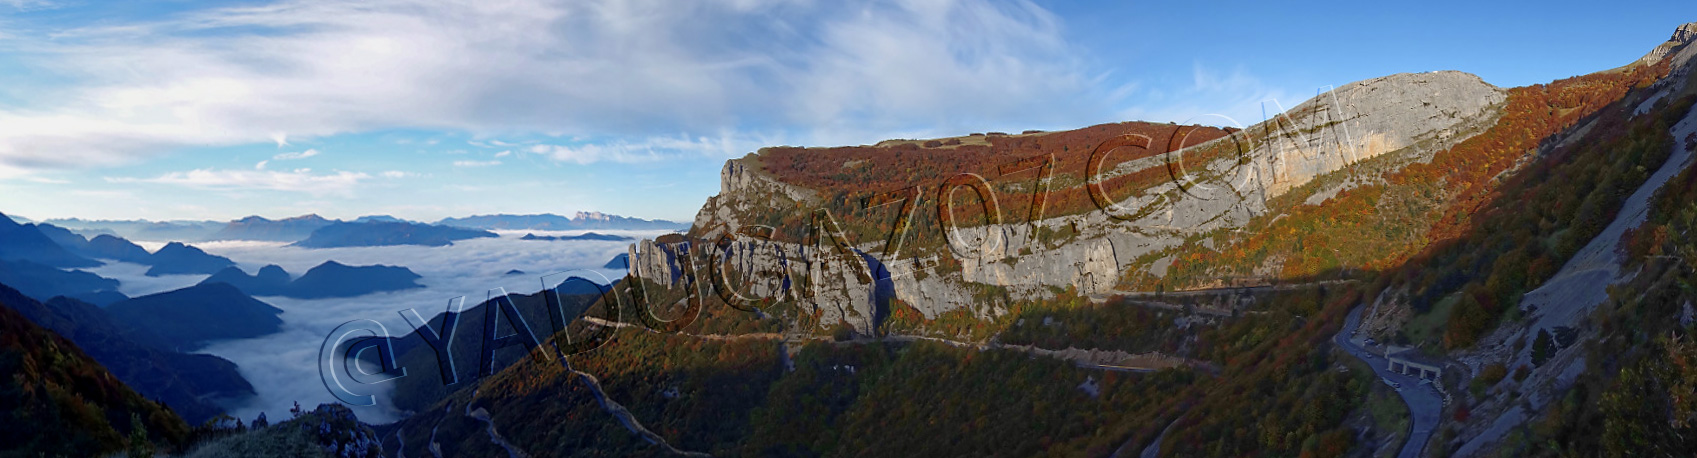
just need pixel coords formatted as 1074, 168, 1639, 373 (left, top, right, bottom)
1238, 71, 1506, 198
1637, 21, 1697, 66
636, 71, 1508, 334
692, 155, 821, 240
1677, 22, 1697, 43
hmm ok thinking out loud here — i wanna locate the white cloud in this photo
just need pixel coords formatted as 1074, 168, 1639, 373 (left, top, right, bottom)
272, 148, 320, 161
1, 0, 57, 11
21, 175, 68, 184
452, 160, 501, 167
108, 168, 373, 196
1113, 63, 1300, 127
0, 0, 1108, 172
493, 150, 511, 158
526, 131, 778, 165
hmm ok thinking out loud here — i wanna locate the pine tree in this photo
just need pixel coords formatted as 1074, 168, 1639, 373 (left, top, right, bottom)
127, 412, 154, 458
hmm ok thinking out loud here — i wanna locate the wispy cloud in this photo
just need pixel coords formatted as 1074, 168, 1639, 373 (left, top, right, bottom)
255, 148, 322, 170
452, 160, 501, 167
526, 131, 777, 165
272, 149, 320, 161
0, 0, 1108, 173
1, 0, 58, 12
108, 168, 373, 196
1113, 63, 1300, 127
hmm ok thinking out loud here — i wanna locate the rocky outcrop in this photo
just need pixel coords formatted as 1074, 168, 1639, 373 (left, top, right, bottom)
1637, 22, 1697, 66
692, 155, 821, 240
1235, 71, 1506, 198
638, 71, 1508, 334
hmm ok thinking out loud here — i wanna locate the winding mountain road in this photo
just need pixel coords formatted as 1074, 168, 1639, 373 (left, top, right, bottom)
1335, 305, 1443, 458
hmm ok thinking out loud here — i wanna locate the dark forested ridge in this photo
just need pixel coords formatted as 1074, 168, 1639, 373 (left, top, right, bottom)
0, 291, 191, 457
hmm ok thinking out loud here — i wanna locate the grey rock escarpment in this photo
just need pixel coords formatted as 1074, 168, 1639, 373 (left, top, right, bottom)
632, 71, 1508, 334
1637, 22, 1697, 66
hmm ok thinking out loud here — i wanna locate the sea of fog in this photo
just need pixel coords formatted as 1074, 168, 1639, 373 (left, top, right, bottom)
92, 229, 670, 424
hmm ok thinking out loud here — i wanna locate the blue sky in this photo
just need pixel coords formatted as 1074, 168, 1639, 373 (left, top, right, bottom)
0, 0, 1689, 223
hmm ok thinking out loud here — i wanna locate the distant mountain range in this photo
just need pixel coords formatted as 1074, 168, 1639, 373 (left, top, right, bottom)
292, 221, 498, 248
0, 258, 122, 304
520, 232, 635, 242
43, 217, 224, 242
0, 212, 100, 268
37, 211, 682, 243
30, 220, 232, 277
201, 261, 424, 298
206, 214, 335, 242
437, 211, 687, 231
38, 224, 153, 264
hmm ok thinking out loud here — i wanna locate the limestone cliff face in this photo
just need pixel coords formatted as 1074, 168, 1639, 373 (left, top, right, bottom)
632, 71, 1508, 334
692, 155, 820, 240
1238, 71, 1506, 198
1637, 22, 1697, 66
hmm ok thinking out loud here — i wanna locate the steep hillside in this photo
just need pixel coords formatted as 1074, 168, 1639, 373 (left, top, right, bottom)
369, 20, 1697, 458
664, 70, 1506, 334
0, 282, 252, 424
0, 294, 190, 457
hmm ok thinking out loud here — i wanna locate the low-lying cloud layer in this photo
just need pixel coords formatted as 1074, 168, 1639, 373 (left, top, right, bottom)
100, 232, 657, 423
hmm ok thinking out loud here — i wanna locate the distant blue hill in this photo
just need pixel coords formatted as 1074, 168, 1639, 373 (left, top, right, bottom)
604, 252, 630, 269
519, 232, 635, 242
143, 242, 236, 276
0, 211, 100, 268
292, 221, 497, 248
437, 211, 687, 231
200, 261, 424, 299
32, 223, 152, 263
354, 215, 414, 224
85, 234, 153, 263
42, 217, 224, 242
105, 283, 284, 350
207, 214, 335, 242
0, 258, 121, 303
200, 265, 293, 296
289, 261, 424, 297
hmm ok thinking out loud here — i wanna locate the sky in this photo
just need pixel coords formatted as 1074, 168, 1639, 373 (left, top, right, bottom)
0, 0, 1690, 223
